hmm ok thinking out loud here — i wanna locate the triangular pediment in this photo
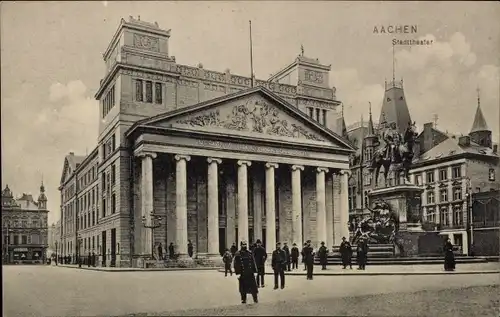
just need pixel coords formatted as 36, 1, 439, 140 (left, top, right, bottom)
60, 157, 71, 186
136, 87, 354, 150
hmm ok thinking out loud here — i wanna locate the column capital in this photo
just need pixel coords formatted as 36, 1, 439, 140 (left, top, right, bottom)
136, 151, 157, 159
175, 154, 191, 162
340, 170, 352, 177
207, 157, 222, 165
316, 167, 329, 174
237, 160, 252, 167
291, 165, 304, 171
265, 162, 279, 169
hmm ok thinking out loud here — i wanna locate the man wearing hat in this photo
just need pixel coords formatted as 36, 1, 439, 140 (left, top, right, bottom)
283, 242, 291, 272
303, 240, 315, 280
252, 239, 267, 288
318, 241, 329, 270
271, 242, 286, 290
339, 236, 353, 269
356, 236, 369, 270
290, 243, 299, 270
233, 240, 259, 304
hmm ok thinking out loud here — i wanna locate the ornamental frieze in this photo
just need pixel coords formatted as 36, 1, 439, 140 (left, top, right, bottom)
230, 75, 252, 86
304, 70, 324, 84
196, 139, 310, 157
177, 79, 199, 88
178, 66, 200, 78
203, 83, 226, 92
133, 34, 160, 52
204, 71, 226, 83
176, 98, 325, 142
121, 69, 176, 83
300, 99, 335, 110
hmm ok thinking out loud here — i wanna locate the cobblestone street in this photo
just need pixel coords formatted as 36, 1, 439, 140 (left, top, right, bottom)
3, 265, 499, 316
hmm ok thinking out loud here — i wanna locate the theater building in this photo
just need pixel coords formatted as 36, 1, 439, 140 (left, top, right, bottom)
59, 16, 354, 267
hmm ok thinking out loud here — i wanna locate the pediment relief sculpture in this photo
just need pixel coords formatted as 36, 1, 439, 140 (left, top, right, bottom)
175, 98, 326, 142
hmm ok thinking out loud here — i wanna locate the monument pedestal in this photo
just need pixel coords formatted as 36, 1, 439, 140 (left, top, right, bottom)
368, 184, 441, 256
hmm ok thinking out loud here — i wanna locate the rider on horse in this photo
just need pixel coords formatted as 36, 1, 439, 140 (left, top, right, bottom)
382, 122, 403, 163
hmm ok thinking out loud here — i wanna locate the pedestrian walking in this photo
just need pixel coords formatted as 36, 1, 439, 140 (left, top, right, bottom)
356, 238, 369, 270
283, 242, 291, 272
339, 237, 353, 269
318, 241, 328, 270
301, 242, 308, 271
291, 243, 299, 270
252, 239, 267, 288
303, 240, 315, 280
443, 238, 456, 271
158, 243, 163, 260
230, 242, 238, 256
187, 240, 194, 258
222, 249, 233, 277
168, 242, 175, 260
271, 242, 286, 289
233, 241, 259, 304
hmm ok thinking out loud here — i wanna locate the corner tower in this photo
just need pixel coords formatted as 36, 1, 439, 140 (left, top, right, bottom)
378, 79, 412, 135
469, 88, 492, 148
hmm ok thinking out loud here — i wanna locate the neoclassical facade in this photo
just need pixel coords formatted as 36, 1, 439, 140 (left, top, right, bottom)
127, 87, 354, 264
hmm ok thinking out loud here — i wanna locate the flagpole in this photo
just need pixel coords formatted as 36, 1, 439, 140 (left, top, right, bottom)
249, 20, 255, 87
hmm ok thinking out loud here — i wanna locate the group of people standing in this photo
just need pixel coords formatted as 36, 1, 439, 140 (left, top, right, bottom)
156, 240, 195, 260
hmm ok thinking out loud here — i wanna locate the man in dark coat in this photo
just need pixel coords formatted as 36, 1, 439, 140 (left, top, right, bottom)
158, 243, 163, 260
283, 242, 291, 272
187, 240, 194, 258
168, 242, 175, 260
271, 242, 286, 289
230, 242, 238, 256
291, 243, 299, 270
233, 241, 259, 304
318, 241, 328, 270
443, 238, 456, 271
356, 238, 369, 270
339, 237, 353, 269
301, 242, 308, 271
303, 240, 315, 280
252, 239, 267, 288
222, 248, 233, 277
87, 251, 91, 267
92, 251, 96, 267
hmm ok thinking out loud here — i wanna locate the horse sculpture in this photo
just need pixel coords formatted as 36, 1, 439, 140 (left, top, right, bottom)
371, 120, 418, 187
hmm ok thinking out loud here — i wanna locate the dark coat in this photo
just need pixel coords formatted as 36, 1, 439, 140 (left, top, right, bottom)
168, 244, 175, 258
222, 252, 233, 264
291, 247, 300, 259
252, 246, 267, 268
340, 241, 353, 262
282, 246, 291, 263
230, 245, 238, 256
444, 242, 456, 270
187, 243, 194, 257
234, 249, 259, 295
303, 246, 315, 265
318, 246, 328, 260
356, 242, 369, 263
271, 249, 286, 271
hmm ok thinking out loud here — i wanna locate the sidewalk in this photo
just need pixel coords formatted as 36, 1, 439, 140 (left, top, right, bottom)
53, 264, 219, 272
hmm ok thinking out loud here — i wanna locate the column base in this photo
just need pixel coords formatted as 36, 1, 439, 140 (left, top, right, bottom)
203, 254, 224, 267
175, 255, 196, 268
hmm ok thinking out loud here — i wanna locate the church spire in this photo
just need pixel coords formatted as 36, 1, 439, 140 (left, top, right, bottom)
367, 102, 375, 136
340, 103, 348, 139
38, 176, 47, 210
470, 88, 489, 133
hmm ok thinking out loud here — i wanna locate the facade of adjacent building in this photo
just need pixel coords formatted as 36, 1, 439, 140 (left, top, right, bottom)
48, 220, 61, 253
471, 189, 499, 256
2, 184, 49, 264
346, 80, 499, 255
59, 16, 354, 267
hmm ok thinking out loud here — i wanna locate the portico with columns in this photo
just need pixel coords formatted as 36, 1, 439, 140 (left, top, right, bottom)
126, 87, 354, 263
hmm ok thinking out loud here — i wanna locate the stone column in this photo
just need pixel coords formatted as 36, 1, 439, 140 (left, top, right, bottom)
253, 175, 263, 243
325, 172, 334, 248
237, 160, 251, 247
291, 165, 304, 246
175, 154, 191, 257
265, 163, 278, 252
316, 167, 328, 246
139, 151, 156, 256
207, 157, 222, 257
339, 170, 351, 241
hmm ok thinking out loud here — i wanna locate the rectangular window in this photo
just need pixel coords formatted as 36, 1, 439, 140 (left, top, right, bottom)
32, 221, 38, 228
13, 236, 19, 245
106, 173, 111, 192
440, 189, 448, 202
452, 166, 461, 179
102, 172, 106, 193
145, 81, 153, 103
453, 187, 462, 201
111, 164, 116, 186
92, 189, 95, 205
92, 236, 95, 250
22, 221, 27, 228
92, 210, 96, 226
439, 169, 448, 181
315, 108, 320, 122
111, 194, 116, 214
308, 107, 314, 118
426, 208, 436, 223
84, 214, 87, 229
136, 79, 143, 102
155, 83, 162, 104
453, 206, 463, 226
102, 198, 106, 218
21, 235, 27, 244
427, 191, 435, 204
440, 207, 449, 226
322, 109, 327, 126
426, 171, 435, 183
415, 174, 422, 186
88, 212, 91, 228
111, 134, 116, 151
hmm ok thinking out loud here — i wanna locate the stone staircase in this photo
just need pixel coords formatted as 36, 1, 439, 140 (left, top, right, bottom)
314, 244, 488, 266
143, 257, 223, 269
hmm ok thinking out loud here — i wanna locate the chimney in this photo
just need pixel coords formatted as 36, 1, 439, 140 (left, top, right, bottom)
493, 144, 498, 154
421, 122, 434, 155
423, 122, 433, 130
458, 136, 471, 147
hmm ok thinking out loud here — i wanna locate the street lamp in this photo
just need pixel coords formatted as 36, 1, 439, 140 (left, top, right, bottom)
141, 211, 163, 259
465, 177, 474, 256
55, 241, 58, 265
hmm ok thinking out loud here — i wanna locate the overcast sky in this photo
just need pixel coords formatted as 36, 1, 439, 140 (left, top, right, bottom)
2, 1, 499, 224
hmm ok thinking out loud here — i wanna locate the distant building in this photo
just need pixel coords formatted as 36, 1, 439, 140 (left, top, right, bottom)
2, 184, 49, 264
345, 80, 499, 255
471, 189, 500, 256
48, 220, 61, 253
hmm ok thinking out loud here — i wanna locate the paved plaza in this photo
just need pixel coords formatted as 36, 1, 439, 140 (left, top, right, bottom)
3, 265, 500, 317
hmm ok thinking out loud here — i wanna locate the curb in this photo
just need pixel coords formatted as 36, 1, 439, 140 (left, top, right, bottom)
55, 265, 221, 272
217, 269, 500, 276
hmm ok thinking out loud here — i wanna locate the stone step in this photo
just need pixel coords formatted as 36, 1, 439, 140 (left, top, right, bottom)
314, 257, 488, 266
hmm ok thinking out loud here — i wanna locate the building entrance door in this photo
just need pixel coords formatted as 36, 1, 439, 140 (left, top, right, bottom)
101, 231, 107, 267
219, 227, 226, 256
111, 228, 116, 267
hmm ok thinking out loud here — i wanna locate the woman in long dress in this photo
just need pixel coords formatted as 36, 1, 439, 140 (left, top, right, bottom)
443, 238, 456, 271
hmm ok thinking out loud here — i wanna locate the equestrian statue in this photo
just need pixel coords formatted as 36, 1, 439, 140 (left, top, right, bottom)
371, 120, 418, 187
